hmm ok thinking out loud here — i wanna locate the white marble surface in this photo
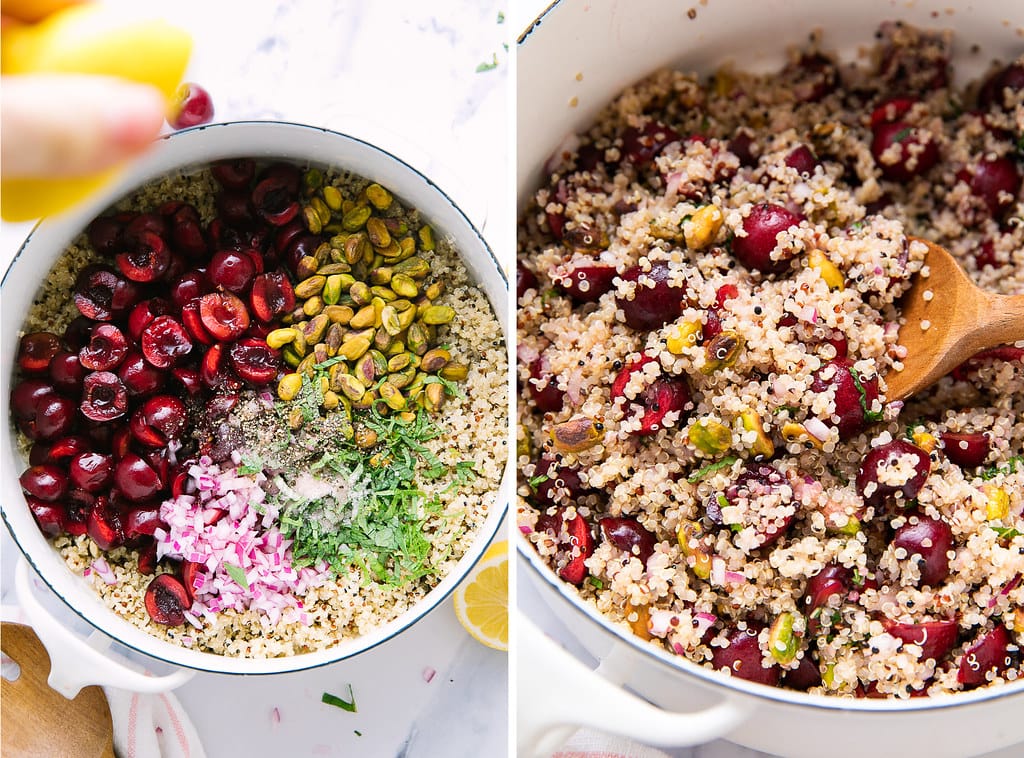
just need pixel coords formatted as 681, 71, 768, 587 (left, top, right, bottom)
1, 1, 510, 756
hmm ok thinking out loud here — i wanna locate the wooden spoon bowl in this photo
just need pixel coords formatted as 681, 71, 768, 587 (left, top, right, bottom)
1, 622, 115, 758
885, 237, 1024, 401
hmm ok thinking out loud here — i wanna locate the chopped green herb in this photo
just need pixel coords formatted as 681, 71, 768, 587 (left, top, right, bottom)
851, 220, 865, 231
225, 563, 249, 591
322, 685, 357, 712
991, 526, 1022, 540
892, 127, 913, 143
476, 54, 499, 73
716, 493, 730, 509
728, 523, 744, 533
980, 456, 1024, 481
354, 731, 362, 737
237, 452, 263, 475
423, 374, 466, 400
687, 456, 739, 483
587, 576, 605, 589
852, 568, 864, 587
849, 367, 883, 422
528, 474, 550, 488
497, 10, 505, 23
277, 408, 471, 587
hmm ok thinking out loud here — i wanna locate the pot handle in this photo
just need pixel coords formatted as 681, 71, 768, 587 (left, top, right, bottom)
517, 616, 752, 756
15, 558, 195, 698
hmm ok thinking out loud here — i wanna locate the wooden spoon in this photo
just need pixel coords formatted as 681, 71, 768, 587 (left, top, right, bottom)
1, 622, 115, 758
885, 237, 1024, 401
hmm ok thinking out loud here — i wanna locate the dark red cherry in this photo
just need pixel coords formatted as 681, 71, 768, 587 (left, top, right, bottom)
810, 357, 880, 439
249, 272, 295, 323
68, 452, 114, 493
73, 265, 139, 321
856, 439, 930, 508
115, 231, 170, 282
882, 619, 958, 662
117, 351, 166, 396
616, 263, 688, 330
79, 324, 128, 371
170, 269, 211, 309
229, 338, 281, 384
141, 316, 193, 368
114, 453, 163, 502
18, 332, 61, 374
144, 574, 189, 626
80, 371, 128, 422
555, 265, 617, 303
208, 249, 257, 292
87, 496, 123, 550
252, 176, 300, 226
957, 625, 1013, 688
891, 515, 953, 587
19, 464, 68, 501
732, 204, 804, 274
712, 625, 779, 686
211, 158, 256, 190
940, 431, 990, 468
198, 292, 250, 341
599, 517, 656, 565
870, 121, 939, 182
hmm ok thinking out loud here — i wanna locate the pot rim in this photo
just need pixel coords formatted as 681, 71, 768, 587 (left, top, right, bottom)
518, 537, 1024, 712
2, 119, 510, 675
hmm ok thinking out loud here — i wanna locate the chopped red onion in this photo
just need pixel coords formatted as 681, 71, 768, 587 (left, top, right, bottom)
422, 666, 436, 683
91, 558, 118, 585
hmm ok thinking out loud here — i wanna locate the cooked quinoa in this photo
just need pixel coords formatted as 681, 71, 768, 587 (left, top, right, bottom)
15, 164, 507, 657
518, 23, 1023, 697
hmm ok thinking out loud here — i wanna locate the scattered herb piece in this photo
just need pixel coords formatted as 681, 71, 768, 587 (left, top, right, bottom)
497, 10, 505, 23
224, 563, 249, 591
587, 576, 604, 589
354, 731, 362, 737
991, 526, 1022, 540
849, 367, 883, 422
852, 568, 864, 587
892, 127, 913, 143
980, 455, 1024, 481
322, 685, 357, 712
528, 474, 549, 488
687, 456, 739, 483
476, 54, 499, 73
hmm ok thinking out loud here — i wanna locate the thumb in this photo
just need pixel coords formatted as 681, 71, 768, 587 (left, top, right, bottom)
1, 73, 165, 178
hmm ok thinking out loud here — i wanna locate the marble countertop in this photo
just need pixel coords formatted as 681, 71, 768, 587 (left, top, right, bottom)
1, 1, 509, 756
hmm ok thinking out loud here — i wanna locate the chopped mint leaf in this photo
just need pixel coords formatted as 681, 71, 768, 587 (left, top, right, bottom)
238, 453, 263, 475
322, 685, 357, 712
849, 367, 883, 422
476, 54, 499, 73
687, 456, 738, 484
587, 576, 605, 589
892, 127, 913, 143
497, 10, 505, 23
991, 526, 1022, 540
225, 563, 249, 591
981, 456, 1024, 481
852, 568, 864, 587
528, 474, 549, 488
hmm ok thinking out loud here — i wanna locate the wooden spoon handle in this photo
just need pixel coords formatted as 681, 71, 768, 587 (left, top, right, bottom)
982, 292, 1024, 347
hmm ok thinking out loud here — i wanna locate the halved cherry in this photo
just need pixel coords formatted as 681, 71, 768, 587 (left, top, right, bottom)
29, 443, 51, 466
114, 453, 163, 502
79, 324, 128, 371
26, 394, 77, 440
180, 560, 202, 603
181, 299, 215, 345
19, 464, 68, 501
130, 395, 188, 447
599, 517, 656, 565
209, 249, 257, 292
87, 496, 123, 550
27, 496, 67, 536
200, 343, 240, 391
110, 426, 133, 460
68, 452, 114, 493
46, 435, 92, 463
252, 176, 300, 226
211, 158, 256, 189
171, 367, 202, 396
73, 265, 140, 321
940, 431, 990, 468
882, 619, 959, 662
958, 625, 1012, 688
170, 268, 211, 309
136, 541, 159, 575
274, 217, 307, 255
199, 291, 250, 341
118, 351, 166, 396
49, 350, 87, 393
216, 189, 254, 227
229, 338, 281, 384
11, 379, 58, 420
124, 506, 163, 539
86, 215, 126, 255
711, 625, 779, 686
167, 202, 207, 257
62, 316, 94, 351
206, 393, 239, 417
18, 332, 61, 374
560, 513, 593, 585
282, 234, 321, 276
128, 298, 172, 343
141, 316, 193, 368
144, 574, 189, 626
611, 354, 691, 435
116, 231, 170, 282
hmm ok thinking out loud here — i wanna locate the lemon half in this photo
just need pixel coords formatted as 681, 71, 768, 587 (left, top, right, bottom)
453, 540, 508, 651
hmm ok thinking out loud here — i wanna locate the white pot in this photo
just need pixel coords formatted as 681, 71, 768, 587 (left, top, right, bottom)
1, 121, 510, 691
516, 1, 1024, 756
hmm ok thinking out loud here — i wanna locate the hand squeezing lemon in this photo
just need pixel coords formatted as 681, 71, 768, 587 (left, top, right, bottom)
1, 1, 192, 220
